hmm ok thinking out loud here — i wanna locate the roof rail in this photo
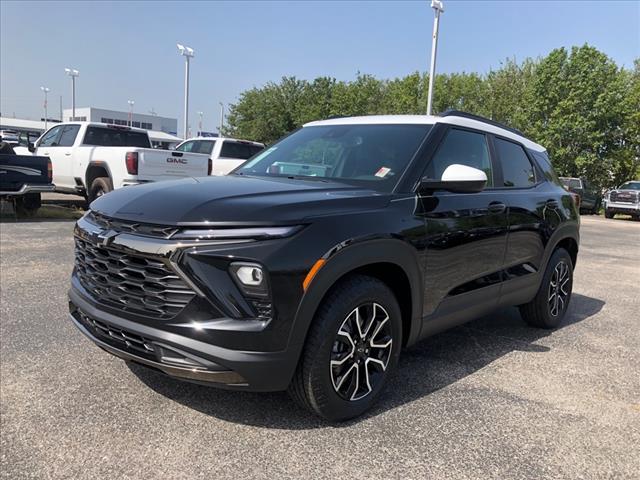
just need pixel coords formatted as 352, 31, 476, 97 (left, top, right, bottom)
440, 110, 526, 137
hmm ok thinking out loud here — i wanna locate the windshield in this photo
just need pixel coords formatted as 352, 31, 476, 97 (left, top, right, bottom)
236, 124, 432, 191
620, 182, 640, 190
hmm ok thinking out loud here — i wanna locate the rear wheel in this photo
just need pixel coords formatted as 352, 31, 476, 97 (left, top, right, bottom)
14, 193, 41, 217
288, 275, 402, 421
520, 248, 573, 329
88, 177, 113, 204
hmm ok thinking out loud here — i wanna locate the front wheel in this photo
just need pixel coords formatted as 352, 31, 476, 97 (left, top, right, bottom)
288, 275, 402, 421
604, 208, 614, 219
520, 248, 573, 329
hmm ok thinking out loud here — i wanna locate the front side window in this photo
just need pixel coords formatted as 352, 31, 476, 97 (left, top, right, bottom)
58, 125, 81, 147
176, 140, 216, 154
426, 128, 493, 186
495, 138, 535, 188
237, 124, 432, 191
38, 126, 64, 147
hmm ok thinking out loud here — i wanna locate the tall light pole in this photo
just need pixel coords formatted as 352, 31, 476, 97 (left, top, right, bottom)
198, 111, 203, 135
40, 87, 50, 130
219, 102, 224, 135
64, 68, 79, 121
128, 100, 135, 126
177, 44, 194, 139
426, 0, 444, 116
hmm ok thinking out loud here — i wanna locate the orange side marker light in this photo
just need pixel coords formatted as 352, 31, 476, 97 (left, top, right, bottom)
303, 259, 326, 291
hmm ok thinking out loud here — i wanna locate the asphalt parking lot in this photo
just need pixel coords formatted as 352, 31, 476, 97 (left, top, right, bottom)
1, 215, 638, 479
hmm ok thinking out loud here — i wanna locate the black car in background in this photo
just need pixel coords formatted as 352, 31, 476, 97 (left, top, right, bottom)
68, 111, 580, 420
560, 176, 601, 214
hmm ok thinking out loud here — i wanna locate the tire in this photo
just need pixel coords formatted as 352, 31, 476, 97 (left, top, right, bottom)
519, 248, 573, 329
288, 274, 402, 421
88, 177, 113, 204
604, 208, 614, 219
14, 193, 41, 217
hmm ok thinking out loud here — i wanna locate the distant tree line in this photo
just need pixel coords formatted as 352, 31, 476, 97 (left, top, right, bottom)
224, 45, 639, 189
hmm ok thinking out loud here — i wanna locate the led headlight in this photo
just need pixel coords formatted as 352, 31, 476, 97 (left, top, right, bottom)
173, 225, 302, 240
229, 262, 269, 298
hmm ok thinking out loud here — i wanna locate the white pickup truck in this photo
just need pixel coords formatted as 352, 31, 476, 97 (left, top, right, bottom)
30, 122, 210, 202
174, 136, 264, 176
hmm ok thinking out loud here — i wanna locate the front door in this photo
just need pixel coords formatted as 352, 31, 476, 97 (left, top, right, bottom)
36, 124, 80, 189
418, 127, 508, 334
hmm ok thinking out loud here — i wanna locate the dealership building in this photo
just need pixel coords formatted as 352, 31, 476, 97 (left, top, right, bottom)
1, 107, 182, 148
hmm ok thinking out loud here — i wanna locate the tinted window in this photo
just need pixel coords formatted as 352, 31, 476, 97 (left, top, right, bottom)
427, 128, 492, 186
220, 141, 263, 160
38, 126, 64, 147
533, 151, 563, 187
58, 125, 81, 147
175, 140, 195, 152
238, 124, 431, 192
495, 138, 535, 187
175, 140, 215, 154
82, 127, 150, 147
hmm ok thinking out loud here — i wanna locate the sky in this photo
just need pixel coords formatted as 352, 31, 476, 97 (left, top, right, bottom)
1, 0, 638, 133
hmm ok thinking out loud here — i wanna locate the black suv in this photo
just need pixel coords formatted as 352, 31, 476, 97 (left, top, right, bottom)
69, 111, 580, 421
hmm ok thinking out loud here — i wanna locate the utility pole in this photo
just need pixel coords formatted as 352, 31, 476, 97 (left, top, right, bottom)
40, 87, 50, 130
65, 68, 79, 120
59, 96, 63, 121
128, 100, 135, 126
426, 0, 444, 116
177, 44, 194, 139
219, 102, 224, 135
198, 111, 203, 135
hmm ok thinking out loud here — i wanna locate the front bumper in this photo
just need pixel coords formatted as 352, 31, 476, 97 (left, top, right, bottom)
604, 201, 640, 213
69, 285, 297, 391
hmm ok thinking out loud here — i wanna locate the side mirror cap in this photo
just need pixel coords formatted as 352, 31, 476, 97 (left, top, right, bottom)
28, 143, 35, 153
419, 164, 487, 194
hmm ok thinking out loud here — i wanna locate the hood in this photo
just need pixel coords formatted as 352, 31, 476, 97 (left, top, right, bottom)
90, 175, 392, 225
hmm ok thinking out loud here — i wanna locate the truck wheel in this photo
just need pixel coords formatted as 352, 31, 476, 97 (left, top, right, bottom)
519, 248, 573, 329
14, 193, 42, 217
88, 177, 113, 204
288, 275, 402, 421
604, 208, 614, 219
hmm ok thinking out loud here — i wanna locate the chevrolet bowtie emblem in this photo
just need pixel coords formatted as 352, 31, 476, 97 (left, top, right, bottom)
97, 229, 118, 247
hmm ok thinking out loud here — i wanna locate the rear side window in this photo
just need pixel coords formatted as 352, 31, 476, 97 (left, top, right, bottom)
220, 141, 263, 160
494, 138, 535, 188
82, 127, 150, 148
427, 128, 493, 187
58, 125, 81, 147
532, 151, 563, 187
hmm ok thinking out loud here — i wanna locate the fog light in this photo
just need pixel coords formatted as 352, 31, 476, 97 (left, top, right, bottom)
229, 262, 269, 298
235, 265, 263, 286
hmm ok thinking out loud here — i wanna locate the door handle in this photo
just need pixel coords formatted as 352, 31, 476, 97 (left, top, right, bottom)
487, 201, 506, 214
546, 199, 559, 209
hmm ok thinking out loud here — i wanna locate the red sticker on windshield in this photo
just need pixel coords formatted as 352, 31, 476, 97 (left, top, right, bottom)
375, 167, 391, 178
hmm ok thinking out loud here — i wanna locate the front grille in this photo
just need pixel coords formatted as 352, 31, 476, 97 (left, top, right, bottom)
76, 309, 157, 361
610, 191, 638, 204
87, 211, 179, 239
74, 237, 196, 319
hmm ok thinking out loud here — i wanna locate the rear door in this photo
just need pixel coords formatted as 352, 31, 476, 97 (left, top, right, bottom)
419, 126, 508, 329
491, 137, 562, 306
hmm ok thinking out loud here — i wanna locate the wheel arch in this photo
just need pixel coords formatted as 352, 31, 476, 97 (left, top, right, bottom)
85, 161, 112, 191
289, 238, 423, 354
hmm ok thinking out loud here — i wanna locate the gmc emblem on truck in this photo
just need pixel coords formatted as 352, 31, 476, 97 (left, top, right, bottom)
167, 157, 187, 164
